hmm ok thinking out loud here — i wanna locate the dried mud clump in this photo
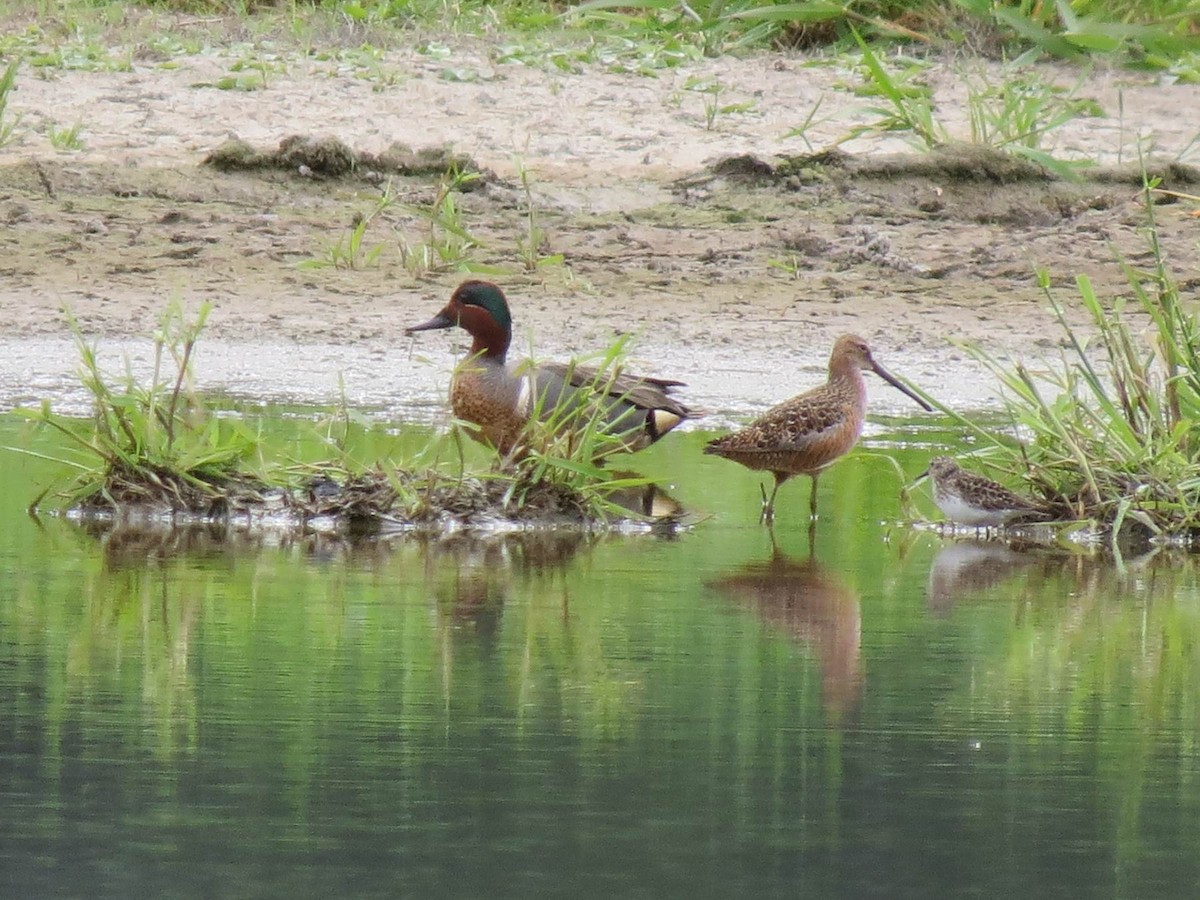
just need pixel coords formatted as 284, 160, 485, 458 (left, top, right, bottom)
401, 473, 591, 525
203, 137, 270, 172
709, 154, 778, 180
276, 134, 357, 176
865, 144, 1052, 184
698, 150, 847, 185
710, 146, 1200, 193
705, 145, 1052, 186
362, 142, 484, 184
1092, 161, 1200, 188
203, 134, 357, 176
201, 134, 486, 186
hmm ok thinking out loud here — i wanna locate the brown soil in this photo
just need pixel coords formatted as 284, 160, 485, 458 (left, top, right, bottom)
2, 44, 1199, 420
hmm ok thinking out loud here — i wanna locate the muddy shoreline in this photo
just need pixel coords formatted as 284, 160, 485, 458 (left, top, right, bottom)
2, 45, 1198, 422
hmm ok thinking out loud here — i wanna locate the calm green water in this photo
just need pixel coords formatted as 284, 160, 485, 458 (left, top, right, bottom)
3, 414, 1200, 899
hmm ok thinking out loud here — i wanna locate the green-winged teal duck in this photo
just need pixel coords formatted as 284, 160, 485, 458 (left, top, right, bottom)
406, 280, 691, 457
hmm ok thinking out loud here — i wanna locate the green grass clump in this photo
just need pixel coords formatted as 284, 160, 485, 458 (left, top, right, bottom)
965, 0, 1199, 63
492, 334, 669, 521
0, 58, 20, 149
397, 167, 489, 276
17, 303, 265, 510
844, 30, 1104, 175
47, 119, 86, 151
12, 304, 668, 528
301, 181, 395, 270
917, 175, 1200, 540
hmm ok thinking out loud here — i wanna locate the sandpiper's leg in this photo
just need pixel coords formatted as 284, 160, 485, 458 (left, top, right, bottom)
808, 472, 820, 519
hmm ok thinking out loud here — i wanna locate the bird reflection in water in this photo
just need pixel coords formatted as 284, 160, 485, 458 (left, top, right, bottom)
424, 531, 596, 641
603, 473, 686, 525
925, 540, 1040, 615
710, 529, 863, 718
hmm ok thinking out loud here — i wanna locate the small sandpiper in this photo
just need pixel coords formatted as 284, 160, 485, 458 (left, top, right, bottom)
923, 456, 1051, 526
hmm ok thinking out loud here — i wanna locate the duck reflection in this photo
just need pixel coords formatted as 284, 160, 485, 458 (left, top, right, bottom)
710, 532, 862, 717
926, 540, 1040, 615
603, 474, 686, 523
421, 531, 595, 640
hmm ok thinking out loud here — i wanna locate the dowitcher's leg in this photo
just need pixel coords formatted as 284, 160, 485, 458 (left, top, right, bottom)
808, 472, 820, 519
761, 473, 786, 524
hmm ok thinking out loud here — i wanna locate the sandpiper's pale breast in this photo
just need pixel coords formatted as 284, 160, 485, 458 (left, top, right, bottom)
934, 491, 1028, 526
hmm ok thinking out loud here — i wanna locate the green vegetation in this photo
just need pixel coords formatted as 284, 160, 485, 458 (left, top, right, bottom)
1, 0, 1195, 77
676, 75, 758, 130
0, 57, 19, 149
844, 31, 1104, 174
965, 70, 1103, 157
301, 163, 567, 277
46, 119, 86, 151
396, 168, 490, 276
514, 158, 565, 273
15, 303, 264, 510
11, 304, 671, 527
845, 34, 944, 149
301, 182, 395, 270
912, 174, 1200, 542
497, 334, 664, 518
4, 0, 1187, 175
766, 250, 805, 279
1, 0, 1194, 179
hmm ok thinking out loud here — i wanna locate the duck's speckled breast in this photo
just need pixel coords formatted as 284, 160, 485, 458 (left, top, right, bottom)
450, 357, 528, 453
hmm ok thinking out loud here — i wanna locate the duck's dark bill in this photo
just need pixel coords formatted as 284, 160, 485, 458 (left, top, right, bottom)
872, 362, 934, 412
405, 313, 455, 335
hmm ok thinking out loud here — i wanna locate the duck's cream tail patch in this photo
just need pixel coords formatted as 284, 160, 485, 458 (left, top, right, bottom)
650, 409, 683, 440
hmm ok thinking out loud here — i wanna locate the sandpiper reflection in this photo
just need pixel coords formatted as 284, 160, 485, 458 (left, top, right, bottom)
925, 540, 1039, 615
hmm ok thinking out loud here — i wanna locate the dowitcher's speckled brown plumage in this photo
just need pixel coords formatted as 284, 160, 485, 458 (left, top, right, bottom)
704, 334, 931, 521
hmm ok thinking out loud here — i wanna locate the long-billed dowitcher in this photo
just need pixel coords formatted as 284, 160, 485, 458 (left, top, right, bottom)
704, 334, 931, 521
922, 456, 1051, 526
406, 280, 691, 458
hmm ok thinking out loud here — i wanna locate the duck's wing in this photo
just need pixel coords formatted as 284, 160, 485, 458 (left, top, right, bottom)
538, 361, 691, 418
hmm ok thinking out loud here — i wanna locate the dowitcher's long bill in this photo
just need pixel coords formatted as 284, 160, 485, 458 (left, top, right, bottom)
869, 357, 932, 413
704, 334, 930, 522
